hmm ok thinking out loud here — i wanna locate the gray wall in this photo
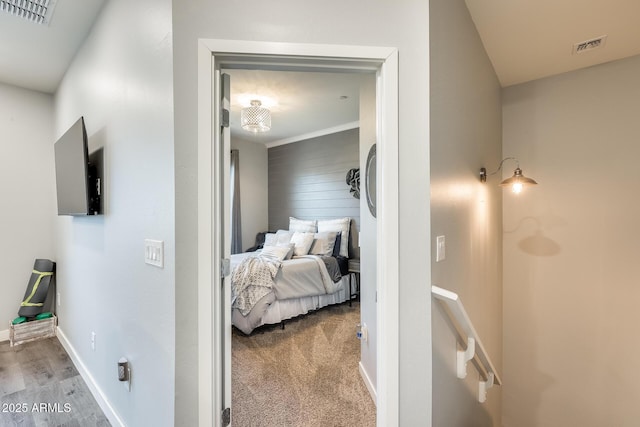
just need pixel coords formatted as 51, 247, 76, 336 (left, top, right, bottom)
430, 0, 503, 425
173, 1, 432, 425
0, 83, 55, 339
231, 136, 269, 252
268, 129, 360, 257
502, 54, 640, 427
53, 0, 175, 425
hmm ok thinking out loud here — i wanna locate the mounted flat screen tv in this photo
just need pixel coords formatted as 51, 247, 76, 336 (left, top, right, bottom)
54, 117, 101, 216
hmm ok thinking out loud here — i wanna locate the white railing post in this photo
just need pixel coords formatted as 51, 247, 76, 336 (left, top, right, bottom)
479, 372, 495, 403
457, 337, 475, 379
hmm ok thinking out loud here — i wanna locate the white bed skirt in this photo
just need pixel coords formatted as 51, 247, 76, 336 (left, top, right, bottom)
232, 275, 351, 334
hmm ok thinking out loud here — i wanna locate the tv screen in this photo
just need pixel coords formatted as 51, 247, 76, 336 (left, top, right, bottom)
54, 117, 100, 216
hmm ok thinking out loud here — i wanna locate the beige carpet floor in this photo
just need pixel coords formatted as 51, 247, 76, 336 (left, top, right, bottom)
232, 301, 376, 427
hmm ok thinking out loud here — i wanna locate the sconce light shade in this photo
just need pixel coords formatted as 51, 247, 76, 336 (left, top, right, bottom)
480, 157, 538, 194
241, 100, 271, 133
499, 167, 538, 194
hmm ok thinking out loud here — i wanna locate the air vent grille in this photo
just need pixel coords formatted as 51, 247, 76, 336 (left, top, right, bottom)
573, 35, 608, 54
0, 0, 57, 25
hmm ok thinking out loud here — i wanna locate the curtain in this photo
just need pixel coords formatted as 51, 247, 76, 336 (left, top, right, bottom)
230, 149, 242, 254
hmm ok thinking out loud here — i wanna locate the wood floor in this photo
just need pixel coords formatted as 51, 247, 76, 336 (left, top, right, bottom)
0, 336, 110, 427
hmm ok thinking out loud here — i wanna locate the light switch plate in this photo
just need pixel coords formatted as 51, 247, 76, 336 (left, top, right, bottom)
436, 235, 446, 262
145, 239, 164, 268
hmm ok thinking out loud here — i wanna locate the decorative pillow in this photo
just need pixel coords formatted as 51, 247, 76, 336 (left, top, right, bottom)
290, 231, 315, 256
309, 231, 338, 256
332, 233, 342, 258
277, 242, 296, 260
274, 229, 294, 245
264, 233, 277, 247
289, 217, 317, 233
260, 245, 290, 262
317, 218, 350, 257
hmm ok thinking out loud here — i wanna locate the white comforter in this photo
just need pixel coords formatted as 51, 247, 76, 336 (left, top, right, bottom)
230, 251, 342, 334
230, 252, 339, 301
231, 253, 350, 335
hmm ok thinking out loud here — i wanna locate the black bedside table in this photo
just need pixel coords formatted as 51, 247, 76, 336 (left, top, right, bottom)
348, 258, 360, 306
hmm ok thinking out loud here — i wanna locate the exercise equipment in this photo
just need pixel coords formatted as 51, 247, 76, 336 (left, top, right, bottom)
17, 259, 56, 319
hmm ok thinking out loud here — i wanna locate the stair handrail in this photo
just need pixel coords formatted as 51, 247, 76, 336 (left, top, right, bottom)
431, 285, 502, 403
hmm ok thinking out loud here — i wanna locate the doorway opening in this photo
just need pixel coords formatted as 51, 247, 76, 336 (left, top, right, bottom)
227, 67, 375, 425
197, 39, 399, 427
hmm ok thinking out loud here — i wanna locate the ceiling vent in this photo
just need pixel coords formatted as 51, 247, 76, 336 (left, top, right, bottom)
572, 35, 608, 55
0, 0, 57, 25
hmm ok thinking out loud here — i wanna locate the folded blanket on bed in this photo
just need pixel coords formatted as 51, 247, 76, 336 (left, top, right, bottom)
293, 255, 343, 295
320, 256, 342, 283
232, 254, 281, 316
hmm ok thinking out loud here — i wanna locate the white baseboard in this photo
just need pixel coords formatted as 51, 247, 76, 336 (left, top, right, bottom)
359, 361, 377, 406
0, 328, 9, 343
57, 328, 126, 427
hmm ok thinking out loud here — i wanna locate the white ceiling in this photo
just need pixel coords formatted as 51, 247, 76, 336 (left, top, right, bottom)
465, 0, 640, 87
0, 0, 104, 93
226, 69, 365, 145
1, 0, 638, 138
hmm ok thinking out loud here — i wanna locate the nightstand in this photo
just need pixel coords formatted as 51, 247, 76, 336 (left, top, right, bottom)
347, 258, 360, 306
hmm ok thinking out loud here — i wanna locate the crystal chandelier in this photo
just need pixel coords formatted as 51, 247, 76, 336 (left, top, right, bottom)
241, 100, 271, 133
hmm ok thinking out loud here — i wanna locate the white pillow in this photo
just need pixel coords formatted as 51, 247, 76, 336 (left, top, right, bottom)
274, 229, 294, 245
260, 245, 290, 262
289, 217, 317, 233
277, 242, 296, 260
290, 231, 315, 256
309, 231, 338, 256
264, 233, 277, 247
317, 218, 350, 257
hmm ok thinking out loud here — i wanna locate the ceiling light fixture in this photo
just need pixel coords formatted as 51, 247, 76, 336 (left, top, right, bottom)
480, 157, 538, 194
0, 0, 57, 25
241, 100, 271, 133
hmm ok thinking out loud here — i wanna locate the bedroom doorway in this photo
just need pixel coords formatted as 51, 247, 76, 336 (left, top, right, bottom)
226, 67, 376, 425
197, 40, 399, 427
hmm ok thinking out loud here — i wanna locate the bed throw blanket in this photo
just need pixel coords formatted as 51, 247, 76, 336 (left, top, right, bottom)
320, 256, 342, 283
294, 255, 342, 295
232, 254, 281, 316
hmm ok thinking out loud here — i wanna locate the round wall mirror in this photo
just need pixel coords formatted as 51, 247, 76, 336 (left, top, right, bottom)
365, 143, 377, 218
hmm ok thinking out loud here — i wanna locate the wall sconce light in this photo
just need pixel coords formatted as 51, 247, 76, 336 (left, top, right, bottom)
480, 157, 538, 194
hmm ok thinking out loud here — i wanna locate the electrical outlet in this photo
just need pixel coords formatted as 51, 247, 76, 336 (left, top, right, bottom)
91, 332, 96, 351
119, 358, 131, 391
361, 323, 368, 343
57, 292, 61, 307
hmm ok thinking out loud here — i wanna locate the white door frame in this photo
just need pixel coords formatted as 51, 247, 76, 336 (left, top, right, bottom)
197, 39, 399, 427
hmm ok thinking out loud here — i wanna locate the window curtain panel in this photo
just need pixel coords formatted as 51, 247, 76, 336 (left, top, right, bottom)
230, 149, 242, 254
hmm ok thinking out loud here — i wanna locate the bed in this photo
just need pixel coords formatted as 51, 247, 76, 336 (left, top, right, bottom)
231, 217, 352, 334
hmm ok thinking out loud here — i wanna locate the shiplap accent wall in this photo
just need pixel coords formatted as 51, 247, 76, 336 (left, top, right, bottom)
268, 128, 360, 256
